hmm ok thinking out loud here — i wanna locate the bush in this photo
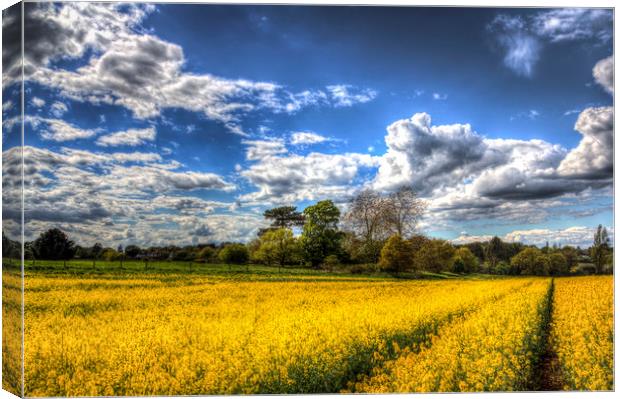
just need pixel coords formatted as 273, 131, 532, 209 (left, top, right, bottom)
378, 235, 414, 273
101, 249, 121, 262
322, 255, 340, 271
510, 247, 550, 275
451, 247, 479, 273
414, 239, 455, 273
218, 244, 249, 265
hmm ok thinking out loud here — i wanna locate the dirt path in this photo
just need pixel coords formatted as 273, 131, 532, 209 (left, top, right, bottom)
535, 279, 565, 391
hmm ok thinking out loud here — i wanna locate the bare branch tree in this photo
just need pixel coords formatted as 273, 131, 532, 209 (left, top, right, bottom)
384, 186, 426, 238
343, 189, 391, 262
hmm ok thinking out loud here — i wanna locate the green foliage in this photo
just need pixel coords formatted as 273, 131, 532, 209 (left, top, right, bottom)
300, 200, 342, 267
510, 247, 551, 275
262, 206, 305, 230
197, 246, 216, 263
124, 245, 141, 259
548, 252, 569, 276
413, 239, 455, 273
451, 247, 479, 273
32, 228, 76, 260
101, 249, 121, 262
253, 228, 300, 267
590, 224, 610, 274
322, 255, 341, 271
378, 234, 414, 273
218, 243, 250, 265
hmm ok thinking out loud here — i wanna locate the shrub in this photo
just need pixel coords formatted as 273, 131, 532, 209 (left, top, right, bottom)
322, 255, 340, 271
414, 239, 455, 273
510, 247, 551, 275
378, 235, 414, 273
218, 244, 249, 265
451, 247, 479, 273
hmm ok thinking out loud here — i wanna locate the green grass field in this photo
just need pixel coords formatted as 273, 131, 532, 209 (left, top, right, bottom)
2, 258, 501, 282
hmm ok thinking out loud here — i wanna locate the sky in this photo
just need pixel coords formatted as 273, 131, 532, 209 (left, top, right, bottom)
1, 2, 614, 248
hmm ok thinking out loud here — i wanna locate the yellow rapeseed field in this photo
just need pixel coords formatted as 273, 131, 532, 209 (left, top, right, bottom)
2, 272, 613, 396
22, 274, 531, 396
351, 279, 552, 393
551, 276, 614, 391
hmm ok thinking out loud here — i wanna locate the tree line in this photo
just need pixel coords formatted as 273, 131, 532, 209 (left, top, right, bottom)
2, 187, 613, 276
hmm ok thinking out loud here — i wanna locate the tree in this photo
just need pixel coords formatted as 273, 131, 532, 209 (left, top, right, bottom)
124, 245, 141, 259
218, 243, 249, 265
32, 228, 76, 260
510, 247, 550, 275
378, 234, 414, 274
452, 247, 479, 274
300, 200, 342, 268
591, 224, 610, 274
197, 246, 216, 263
560, 246, 579, 271
260, 206, 305, 235
414, 239, 455, 273
343, 189, 389, 263
384, 186, 426, 237
102, 248, 121, 261
253, 228, 299, 271
485, 236, 503, 269
91, 243, 103, 259
548, 252, 569, 276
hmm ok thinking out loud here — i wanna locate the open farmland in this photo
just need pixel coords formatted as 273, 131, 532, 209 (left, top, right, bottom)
2, 265, 613, 396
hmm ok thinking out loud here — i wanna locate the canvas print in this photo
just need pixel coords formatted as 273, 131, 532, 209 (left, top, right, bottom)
1, 1, 614, 396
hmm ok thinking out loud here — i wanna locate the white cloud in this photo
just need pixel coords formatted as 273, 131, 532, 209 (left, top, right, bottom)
593, 56, 613, 95
488, 15, 541, 77
290, 131, 329, 145
432, 93, 448, 101
31, 97, 45, 107
3, 145, 238, 245
558, 106, 613, 179
326, 85, 378, 107
452, 225, 612, 248
96, 127, 156, 147
532, 9, 613, 43
242, 139, 287, 161
18, 2, 376, 132
50, 101, 69, 117
239, 152, 380, 204
488, 10, 612, 77
35, 117, 98, 142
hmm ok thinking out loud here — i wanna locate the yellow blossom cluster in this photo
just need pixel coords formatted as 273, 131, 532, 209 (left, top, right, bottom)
2, 270, 23, 395
351, 279, 552, 393
22, 274, 533, 396
551, 276, 613, 391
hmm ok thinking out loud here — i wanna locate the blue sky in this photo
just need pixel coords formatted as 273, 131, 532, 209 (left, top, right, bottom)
1, 3, 614, 248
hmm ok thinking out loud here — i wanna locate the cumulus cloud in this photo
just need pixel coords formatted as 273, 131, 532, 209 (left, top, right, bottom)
2, 145, 237, 243
242, 139, 287, 161
593, 56, 613, 95
239, 152, 380, 204
33, 117, 99, 142
15, 2, 376, 132
290, 131, 329, 145
558, 106, 613, 179
31, 97, 45, 107
96, 127, 156, 147
50, 101, 69, 117
373, 113, 492, 194
372, 111, 612, 229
